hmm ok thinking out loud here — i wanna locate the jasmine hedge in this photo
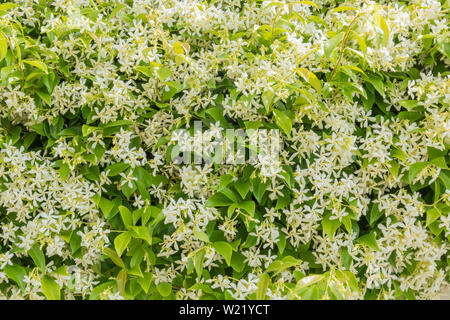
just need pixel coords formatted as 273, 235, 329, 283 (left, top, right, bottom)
0, 0, 449, 300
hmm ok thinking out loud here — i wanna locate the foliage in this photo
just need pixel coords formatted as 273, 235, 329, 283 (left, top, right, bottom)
0, 0, 449, 300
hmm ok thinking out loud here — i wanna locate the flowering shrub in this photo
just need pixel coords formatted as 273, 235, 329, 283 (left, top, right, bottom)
0, 0, 449, 300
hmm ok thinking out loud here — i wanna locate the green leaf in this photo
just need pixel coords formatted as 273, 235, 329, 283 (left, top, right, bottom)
296, 1, 319, 10
426, 208, 440, 227
277, 232, 286, 255
234, 179, 251, 199
130, 247, 144, 269
296, 274, 325, 290
130, 226, 152, 245
321, 213, 341, 238
282, 256, 303, 268
408, 162, 428, 184
23, 132, 37, 150
328, 282, 345, 300
102, 120, 134, 128
193, 227, 209, 243
275, 191, 291, 210
368, 203, 384, 226
273, 109, 292, 137
119, 206, 133, 228
227, 203, 237, 218
205, 107, 230, 128
156, 66, 172, 81
135, 66, 154, 78
218, 174, 233, 190
324, 32, 344, 59
427, 147, 447, 160
266, 260, 284, 273
108, 3, 126, 19
206, 192, 234, 207
267, 256, 303, 274
213, 241, 233, 265
194, 248, 206, 277
36, 89, 51, 105
256, 273, 271, 300
296, 68, 321, 93
238, 201, 255, 216
41, 275, 60, 300
428, 220, 444, 237
336, 270, 359, 293
156, 282, 172, 297
365, 74, 384, 97
116, 269, 127, 297
4, 265, 27, 291
340, 247, 352, 270
433, 180, 440, 203
301, 285, 320, 299
58, 127, 81, 137
114, 231, 131, 256
0, 3, 19, 11
99, 197, 115, 218
137, 273, 153, 294
42, 72, 57, 94
82, 124, 98, 137
220, 187, 237, 202
23, 60, 48, 74
142, 205, 161, 225
103, 248, 125, 268
351, 30, 366, 53
430, 157, 449, 170
439, 171, 450, 190
58, 163, 70, 181
399, 100, 420, 111
357, 231, 379, 251
52, 266, 68, 276
89, 281, 116, 300
133, 167, 168, 188
261, 89, 275, 112
28, 243, 46, 272
340, 65, 366, 76
341, 215, 352, 233
438, 40, 450, 59
161, 81, 182, 101
251, 177, 269, 204
398, 111, 423, 122
0, 33, 7, 61
105, 162, 130, 176
374, 13, 389, 46
230, 251, 246, 272
391, 147, 407, 162
70, 233, 82, 254
330, 6, 359, 13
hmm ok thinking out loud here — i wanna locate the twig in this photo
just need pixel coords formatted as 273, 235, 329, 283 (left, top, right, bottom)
329, 12, 366, 82
271, 8, 282, 43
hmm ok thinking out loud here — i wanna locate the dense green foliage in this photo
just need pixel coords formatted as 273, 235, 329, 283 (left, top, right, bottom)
0, 0, 449, 300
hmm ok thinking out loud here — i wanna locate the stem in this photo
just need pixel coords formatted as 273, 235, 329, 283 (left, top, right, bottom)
271, 8, 282, 43
329, 12, 366, 82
